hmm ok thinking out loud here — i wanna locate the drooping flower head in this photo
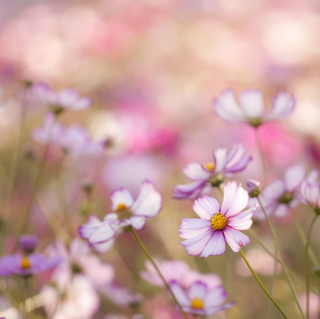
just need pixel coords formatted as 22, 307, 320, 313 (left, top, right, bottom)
170, 280, 234, 316
180, 182, 255, 256
173, 143, 251, 200
79, 180, 162, 250
32, 82, 92, 115
141, 260, 221, 290
254, 165, 315, 219
213, 89, 295, 127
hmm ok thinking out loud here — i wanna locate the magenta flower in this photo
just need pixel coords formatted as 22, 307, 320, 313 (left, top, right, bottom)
32, 82, 92, 114
79, 180, 162, 248
213, 89, 295, 127
19, 235, 38, 253
141, 260, 221, 289
170, 280, 234, 316
0, 253, 62, 277
173, 143, 251, 200
179, 182, 255, 256
254, 165, 313, 219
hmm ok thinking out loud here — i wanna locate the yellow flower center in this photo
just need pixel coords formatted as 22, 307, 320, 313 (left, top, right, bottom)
190, 298, 204, 309
116, 203, 127, 211
205, 162, 215, 172
115, 203, 133, 220
210, 213, 227, 230
21, 257, 31, 270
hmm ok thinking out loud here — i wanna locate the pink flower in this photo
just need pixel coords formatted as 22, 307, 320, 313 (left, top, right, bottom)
79, 180, 162, 249
254, 165, 314, 219
301, 171, 320, 215
173, 144, 251, 200
170, 280, 234, 316
141, 260, 221, 289
213, 89, 295, 127
179, 182, 255, 256
32, 82, 92, 114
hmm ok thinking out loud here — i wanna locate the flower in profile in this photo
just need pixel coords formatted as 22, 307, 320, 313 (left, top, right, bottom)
173, 144, 251, 200
79, 180, 162, 248
213, 89, 295, 127
141, 260, 221, 290
254, 165, 313, 219
301, 174, 320, 215
32, 82, 92, 115
179, 182, 255, 256
246, 179, 261, 198
170, 280, 234, 315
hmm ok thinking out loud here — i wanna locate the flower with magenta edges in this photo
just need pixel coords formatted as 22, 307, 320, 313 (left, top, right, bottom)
180, 182, 256, 256
170, 280, 234, 316
173, 143, 251, 200
213, 89, 295, 127
79, 180, 162, 249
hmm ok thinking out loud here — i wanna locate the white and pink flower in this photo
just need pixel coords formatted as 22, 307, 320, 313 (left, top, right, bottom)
213, 89, 295, 127
79, 180, 162, 249
179, 182, 255, 256
170, 280, 234, 316
301, 172, 320, 215
173, 143, 251, 200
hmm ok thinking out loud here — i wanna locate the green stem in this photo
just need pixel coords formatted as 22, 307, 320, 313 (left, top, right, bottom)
129, 227, 189, 319
257, 198, 306, 319
292, 209, 319, 266
254, 128, 268, 185
240, 249, 288, 318
306, 215, 318, 319
268, 245, 277, 319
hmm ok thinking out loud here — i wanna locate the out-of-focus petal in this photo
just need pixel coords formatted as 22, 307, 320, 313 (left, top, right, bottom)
204, 286, 228, 308
170, 281, 189, 306
240, 90, 264, 119
284, 165, 305, 192
213, 148, 227, 173
188, 281, 207, 300
183, 163, 212, 181
110, 188, 134, 210
262, 180, 285, 199
264, 92, 295, 121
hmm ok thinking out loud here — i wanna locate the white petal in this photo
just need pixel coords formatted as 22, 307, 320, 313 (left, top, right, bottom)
284, 165, 305, 192
264, 92, 295, 121
273, 204, 289, 217
188, 281, 207, 300
173, 181, 211, 200
170, 281, 189, 306
240, 90, 264, 119
131, 180, 162, 217
130, 216, 146, 230
179, 218, 212, 239
183, 163, 212, 181
213, 148, 227, 173
200, 231, 226, 257
193, 196, 221, 219
262, 180, 285, 199
222, 183, 248, 218
224, 227, 249, 252
110, 188, 134, 210
204, 286, 228, 308
91, 239, 115, 254
180, 229, 213, 256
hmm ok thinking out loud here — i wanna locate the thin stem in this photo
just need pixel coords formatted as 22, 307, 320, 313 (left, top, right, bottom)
292, 209, 319, 266
306, 215, 318, 319
129, 227, 189, 319
239, 249, 288, 319
257, 198, 306, 319
217, 186, 223, 196
248, 228, 320, 296
268, 245, 277, 319
254, 128, 267, 185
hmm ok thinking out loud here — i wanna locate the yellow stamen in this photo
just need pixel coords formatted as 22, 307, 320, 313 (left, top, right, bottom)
190, 298, 204, 309
205, 162, 215, 172
116, 203, 127, 211
21, 257, 31, 270
210, 213, 227, 230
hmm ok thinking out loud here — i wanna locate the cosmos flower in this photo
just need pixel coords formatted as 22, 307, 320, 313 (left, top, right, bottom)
301, 173, 320, 215
213, 89, 295, 127
179, 182, 255, 256
79, 180, 162, 249
173, 144, 251, 200
254, 165, 316, 219
0, 252, 62, 277
169, 280, 234, 316
32, 82, 92, 115
141, 260, 221, 289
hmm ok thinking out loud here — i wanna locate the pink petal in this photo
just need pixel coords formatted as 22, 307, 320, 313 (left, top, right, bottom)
183, 163, 212, 181
200, 231, 226, 257
170, 281, 189, 306
180, 229, 213, 256
193, 196, 221, 219
179, 218, 212, 239
223, 228, 249, 252
173, 181, 211, 200
206, 301, 235, 315
204, 286, 228, 308
273, 204, 289, 217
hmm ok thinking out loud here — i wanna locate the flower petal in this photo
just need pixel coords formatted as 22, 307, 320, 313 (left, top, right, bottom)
193, 196, 221, 219
170, 281, 189, 306
179, 218, 212, 239
180, 229, 213, 256
110, 188, 134, 210
173, 181, 211, 200
222, 182, 248, 218
206, 301, 235, 315
262, 180, 285, 199
183, 163, 212, 181
224, 227, 249, 252
213, 148, 227, 173
200, 231, 226, 257
240, 90, 264, 119
284, 165, 305, 192
204, 286, 228, 308
188, 281, 208, 300
264, 92, 295, 121
130, 216, 146, 230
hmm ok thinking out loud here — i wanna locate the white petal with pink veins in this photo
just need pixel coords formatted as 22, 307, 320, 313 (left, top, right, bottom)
240, 90, 264, 119
193, 196, 220, 219
132, 180, 162, 217
180, 229, 213, 256
183, 163, 212, 181
224, 228, 249, 252
200, 231, 226, 257
179, 218, 212, 239
110, 188, 134, 210
223, 184, 248, 218
213, 148, 227, 173
220, 181, 238, 214
284, 165, 305, 192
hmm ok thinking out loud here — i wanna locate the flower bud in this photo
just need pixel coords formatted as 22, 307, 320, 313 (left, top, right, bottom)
246, 179, 261, 198
19, 235, 38, 254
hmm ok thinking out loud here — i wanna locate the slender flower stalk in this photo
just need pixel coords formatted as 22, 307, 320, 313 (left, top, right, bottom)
292, 209, 319, 266
268, 245, 277, 319
128, 227, 189, 319
254, 128, 267, 185
239, 249, 288, 319
257, 198, 306, 319
306, 215, 319, 319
